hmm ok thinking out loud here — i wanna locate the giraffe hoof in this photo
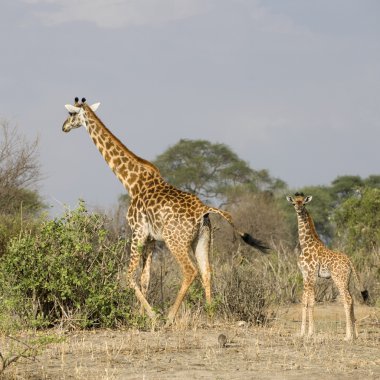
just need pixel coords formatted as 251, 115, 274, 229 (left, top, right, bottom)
296, 331, 305, 338
164, 317, 174, 328
146, 309, 157, 320
149, 315, 164, 331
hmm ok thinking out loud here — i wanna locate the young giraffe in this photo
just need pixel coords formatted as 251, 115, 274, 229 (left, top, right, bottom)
286, 192, 368, 340
62, 97, 269, 324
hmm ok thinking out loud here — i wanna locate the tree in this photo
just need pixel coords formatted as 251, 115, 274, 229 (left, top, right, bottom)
0, 120, 44, 215
330, 175, 363, 201
154, 139, 281, 204
0, 121, 45, 256
333, 187, 380, 252
364, 175, 380, 189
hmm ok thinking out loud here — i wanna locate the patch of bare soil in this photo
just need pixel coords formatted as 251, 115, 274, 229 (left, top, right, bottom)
2, 304, 380, 380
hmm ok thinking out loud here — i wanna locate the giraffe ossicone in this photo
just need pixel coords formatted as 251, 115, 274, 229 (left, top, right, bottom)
62, 97, 269, 325
64, 102, 100, 114
287, 192, 369, 341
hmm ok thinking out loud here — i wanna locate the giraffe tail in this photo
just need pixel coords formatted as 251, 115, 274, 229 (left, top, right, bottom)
349, 261, 370, 304
240, 232, 270, 253
361, 289, 369, 303
207, 207, 270, 254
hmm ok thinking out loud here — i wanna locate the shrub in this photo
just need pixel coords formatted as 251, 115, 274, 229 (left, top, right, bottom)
212, 243, 302, 324
0, 201, 138, 329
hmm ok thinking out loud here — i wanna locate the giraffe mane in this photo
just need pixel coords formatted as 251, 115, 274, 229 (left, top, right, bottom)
83, 104, 161, 176
302, 204, 323, 243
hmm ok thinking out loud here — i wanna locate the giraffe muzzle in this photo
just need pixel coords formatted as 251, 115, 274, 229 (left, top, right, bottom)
62, 121, 71, 133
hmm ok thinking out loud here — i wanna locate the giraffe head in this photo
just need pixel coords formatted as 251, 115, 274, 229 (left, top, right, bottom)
286, 192, 312, 214
62, 97, 100, 132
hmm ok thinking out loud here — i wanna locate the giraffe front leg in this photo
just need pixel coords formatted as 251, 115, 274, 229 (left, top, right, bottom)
307, 287, 315, 337
127, 232, 156, 320
300, 288, 308, 337
139, 240, 154, 315
300, 276, 316, 337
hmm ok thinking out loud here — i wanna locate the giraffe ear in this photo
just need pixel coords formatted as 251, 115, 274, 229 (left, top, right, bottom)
304, 195, 313, 204
90, 102, 100, 112
286, 196, 294, 203
65, 104, 80, 113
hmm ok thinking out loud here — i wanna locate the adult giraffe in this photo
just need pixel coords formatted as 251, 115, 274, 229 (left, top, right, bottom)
62, 97, 269, 324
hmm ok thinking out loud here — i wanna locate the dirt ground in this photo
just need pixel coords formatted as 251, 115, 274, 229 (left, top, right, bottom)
2, 304, 380, 380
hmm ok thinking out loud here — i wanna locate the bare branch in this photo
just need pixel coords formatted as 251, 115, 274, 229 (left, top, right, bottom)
0, 119, 43, 214
0, 120, 41, 190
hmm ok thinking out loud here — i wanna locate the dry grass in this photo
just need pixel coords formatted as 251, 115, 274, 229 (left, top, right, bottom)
1, 304, 379, 380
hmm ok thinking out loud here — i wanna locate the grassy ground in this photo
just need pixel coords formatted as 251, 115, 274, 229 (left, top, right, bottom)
1, 304, 379, 380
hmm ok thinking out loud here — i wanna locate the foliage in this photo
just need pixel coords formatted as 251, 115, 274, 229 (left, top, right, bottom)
154, 139, 283, 204
0, 201, 138, 329
333, 188, 380, 252
0, 213, 43, 262
330, 175, 364, 200
363, 175, 380, 188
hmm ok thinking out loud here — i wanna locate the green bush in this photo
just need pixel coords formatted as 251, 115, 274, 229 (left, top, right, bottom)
0, 211, 43, 259
0, 201, 137, 329
333, 188, 380, 252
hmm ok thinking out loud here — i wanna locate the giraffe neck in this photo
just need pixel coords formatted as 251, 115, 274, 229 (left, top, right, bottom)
83, 105, 163, 198
296, 208, 323, 250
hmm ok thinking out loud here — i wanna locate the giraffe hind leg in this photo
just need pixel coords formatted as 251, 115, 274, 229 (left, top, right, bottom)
194, 216, 212, 304
165, 242, 198, 325
340, 286, 355, 341
333, 269, 356, 341
351, 302, 358, 339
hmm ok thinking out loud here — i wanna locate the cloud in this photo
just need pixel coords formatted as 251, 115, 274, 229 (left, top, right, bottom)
23, 0, 309, 35
23, 0, 209, 28
248, 2, 311, 36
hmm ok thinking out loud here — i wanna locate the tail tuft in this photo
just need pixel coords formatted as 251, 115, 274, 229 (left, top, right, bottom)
361, 289, 369, 303
241, 233, 270, 254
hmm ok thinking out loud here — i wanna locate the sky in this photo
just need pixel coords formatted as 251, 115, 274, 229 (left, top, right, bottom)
1, 0, 379, 214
